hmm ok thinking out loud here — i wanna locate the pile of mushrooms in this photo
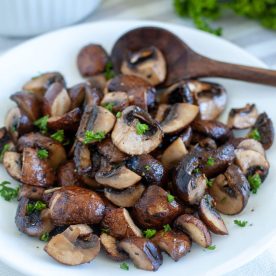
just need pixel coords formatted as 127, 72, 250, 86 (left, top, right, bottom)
0, 26, 274, 272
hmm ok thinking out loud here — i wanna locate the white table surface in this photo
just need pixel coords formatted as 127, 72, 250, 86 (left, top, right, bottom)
0, 0, 276, 275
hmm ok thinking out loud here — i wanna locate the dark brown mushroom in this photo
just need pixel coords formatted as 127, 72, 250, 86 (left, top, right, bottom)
86, 74, 107, 93
160, 103, 199, 134
18, 185, 45, 200
67, 83, 86, 109
15, 197, 54, 237
209, 164, 250, 215
121, 46, 166, 86
198, 194, 228, 235
104, 183, 145, 207
119, 237, 163, 271
126, 154, 166, 186
0, 127, 12, 150
132, 185, 183, 229
77, 44, 109, 77
111, 105, 163, 155
101, 92, 129, 113
175, 214, 212, 248
57, 160, 82, 187
228, 104, 258, 129
152, 230, 191, 261
100, 233, 128, 261
101, 208, 142, 239
22, 72, 65, 97
49, 186, 105, 225
44, 224, 100, 265
173, 154, 207, 205
3, 151, 22, 181
73, 142, 93, 175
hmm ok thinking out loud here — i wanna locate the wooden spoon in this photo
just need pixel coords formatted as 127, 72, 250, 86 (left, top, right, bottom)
111, 26, 276, 87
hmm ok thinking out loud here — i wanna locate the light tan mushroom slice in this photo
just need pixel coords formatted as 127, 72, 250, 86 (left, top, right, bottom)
161, 137, 188, 169
111, 106, 163, 155
44, 225, 100, 266
119, 237, 163, 271
228, 104, 258, 129
96, 166, 141, 189
3, 151, 22, 181
100, 233, 128, 261
160, 103, 199, 134
43, 82, 71, 117
101, 92, 129, 112
199, 194, 228, 235
102, 208, 142, 239
154, 104, 170, 122
121, 46, 167, 86
104, 184, 145, 207
175, 214, 212, 248
236, 139, 265, 156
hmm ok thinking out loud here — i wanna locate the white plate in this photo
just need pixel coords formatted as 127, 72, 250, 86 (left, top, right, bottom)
0, 20, 276, 276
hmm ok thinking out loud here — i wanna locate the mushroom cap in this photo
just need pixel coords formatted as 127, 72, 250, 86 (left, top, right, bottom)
3, 151, 22, 181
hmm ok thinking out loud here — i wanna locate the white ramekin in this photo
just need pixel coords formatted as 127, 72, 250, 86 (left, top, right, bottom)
0, 0, 101, 37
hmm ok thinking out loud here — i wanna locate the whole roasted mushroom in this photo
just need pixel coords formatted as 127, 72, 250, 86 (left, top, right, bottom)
111, 106, 163, 155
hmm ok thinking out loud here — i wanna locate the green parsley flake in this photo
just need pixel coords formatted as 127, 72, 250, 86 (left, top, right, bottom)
193, 168, 201, 174
144, 165, 151, 171
206, 157, 215, 166
101, 228, 110, 234
116, 112, 122, 118
34, 115, 49, 134
120, 262, 129, 271
234, 220, 248, 227
248, 128, 261, 141
104, 61, 115, 80
0, 144, 10, 163
0, 181, 19, 201
167, 193, 175, 203
51, 130, 65, 143
206, 245, 216, 250
206, 179, 213, 188
103, 102, 115, 112
143, 229, 157, 239
163, 224, 172, 232
37, 149, 49, 159
84, 131, 105, 144
136, 122, 149, 135
27, 201, 47, 214
248, 173, 262, 194
40, 232, 50, 242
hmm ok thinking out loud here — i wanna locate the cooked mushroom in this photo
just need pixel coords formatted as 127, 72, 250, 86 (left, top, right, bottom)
101, 208, 142, 239
73, 142, 92, 175
77, 44, 109, 77
77, 105, 115, 144
44, 224, 100, 265
121, 46, 166, 86
84, 87, 103, 107
126, 154, 166, 186
3, 151, 22, 181
152, 230, 191, 261
198, 137, 217, 150
101, 92, 129, 112
22, 72, 65, 97
95, 165, 141, 189
132, 185, 183, 229
15, 197, 54, 237
0, 127, 12, 149
43, 82, 71, 117
100, 233, 128, 261
21, 147, 55, 187
175, 214, 212, 248
18, 185, 45, 200
10, 91, 42, 121
198, 194, 228, 235
49, 186, 105, 225
161, 137, 188, 169
104, 183, 145, 207
154, 104, 170, 122
86, 74, 107, 93
228, 104, 258, 129
251, 112, 274, 150
111, 105, 163, 155
119, 237, 163, 271
57, 160, 82, 187
68, 83, 86, 109
97, 138, 128, 163
209, 164, 250, 215
192, 119, 232, 144
236, 138, 265, 156
160, 103, 199, 134
108, 75, 155, 110
173, 154, 207, 205
235, 149, 269, 181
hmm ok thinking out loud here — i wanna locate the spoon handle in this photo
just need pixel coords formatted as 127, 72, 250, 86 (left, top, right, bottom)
194, 55, 276, 86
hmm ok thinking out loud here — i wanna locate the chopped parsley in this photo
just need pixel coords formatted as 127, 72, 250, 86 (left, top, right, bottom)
37, 149, 48, 159
40, 232, 50, 242
234, 220, 248, 227
136, 122, 149, 135
248, 128, 261, 141
103, 102, 115, 112
206, 157, 215, 166
84, 130, 105, 144
144, 165, 151, 171
206, 245, 216, 250
0, 144, 10, 162
120, 262, 129, 271
248, 173, 262, 194
116, 111, 122, 118
206, 179, 213, 188
143, 229, 157, 239
51, 130, 65, 143
0, 181, 19, 201
101, 228, 110, 234
34, 115, 49, 134
167, 193, 175, 203
27, 201, 47, 214
192, 168, 201, 174
104, 61, 115, 80
163, 224, 172, 232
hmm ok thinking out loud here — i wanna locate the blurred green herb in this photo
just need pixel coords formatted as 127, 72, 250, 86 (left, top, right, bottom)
51, 130, 65, 143
104, 61, 115, 80
37, 149, 48, 159
248, 173, 262, 194
0, 181, 19, 201
27, 201, 46, 214
0, 144, 10, 162
143, 229, 157, 239
248, 128, 261, 141
234, 219, 248, 227
84, 131, 105, 144
34, 115, 49, 134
